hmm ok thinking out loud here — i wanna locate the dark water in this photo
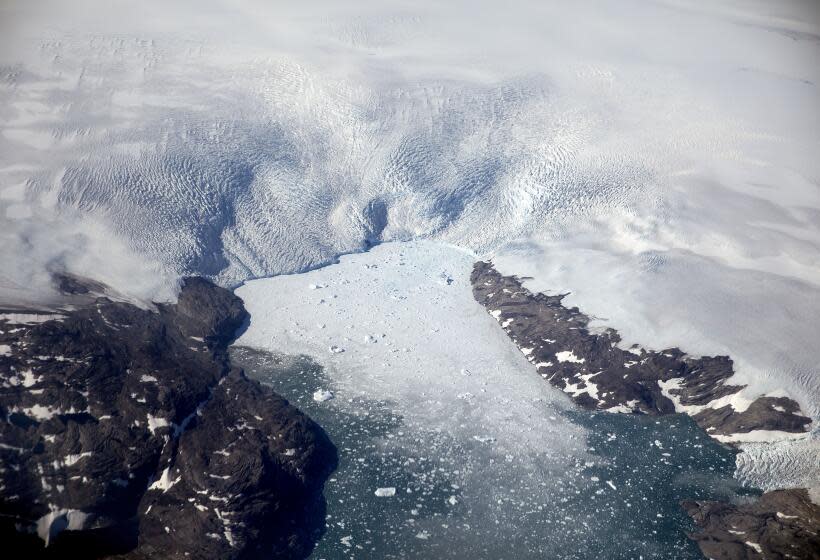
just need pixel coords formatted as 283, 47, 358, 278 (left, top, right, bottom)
232, 346, 759, 560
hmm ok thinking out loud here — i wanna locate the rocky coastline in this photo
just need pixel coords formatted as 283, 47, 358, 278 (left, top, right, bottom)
0, 275, 337, 559
471, 261, 817, 559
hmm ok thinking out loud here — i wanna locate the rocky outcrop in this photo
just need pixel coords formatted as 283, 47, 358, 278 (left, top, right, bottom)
682, 489, 820, 559
470, 261, 811, 440
0, 276, 337, 558
471, 261, 818, 558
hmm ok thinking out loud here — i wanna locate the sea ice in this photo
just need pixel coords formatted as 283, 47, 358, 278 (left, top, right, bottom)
374, 487, 396, 497
313, 389, 335, 403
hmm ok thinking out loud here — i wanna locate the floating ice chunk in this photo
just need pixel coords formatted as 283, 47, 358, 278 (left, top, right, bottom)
313, 389, 334, 402
447, 495, 458, 506
0, 344, 11, 356
140, 374, 158, 383
606, 480, 617, 490
329, 345, 345, 354
374, 487, 396, 497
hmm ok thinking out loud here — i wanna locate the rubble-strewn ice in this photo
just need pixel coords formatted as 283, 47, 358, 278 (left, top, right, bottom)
237, 242, 591, 552
237, 242, 584, 461
235, 241, 751, 558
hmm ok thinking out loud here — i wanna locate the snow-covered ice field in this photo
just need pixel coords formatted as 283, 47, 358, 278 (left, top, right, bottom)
1, 0, 818, 305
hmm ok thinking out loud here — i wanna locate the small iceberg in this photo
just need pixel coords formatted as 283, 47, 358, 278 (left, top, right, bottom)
313, 389, 335, 402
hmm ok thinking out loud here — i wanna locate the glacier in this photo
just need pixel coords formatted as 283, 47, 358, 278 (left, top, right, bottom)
1, 0, 818, 507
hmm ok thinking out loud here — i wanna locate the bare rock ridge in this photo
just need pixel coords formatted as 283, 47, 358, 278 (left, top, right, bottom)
470, 261, 810, 440
471, 261, 819, 559
682, 489, 820, 560
0, 275, 337, 559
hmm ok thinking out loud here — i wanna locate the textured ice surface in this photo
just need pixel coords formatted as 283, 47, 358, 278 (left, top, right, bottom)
1, 0, 818, 307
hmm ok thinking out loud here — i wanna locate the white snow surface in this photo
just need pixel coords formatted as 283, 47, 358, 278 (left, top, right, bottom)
148, 466, 181, 492
493, 240, 820, 490
0, 0, 818, 310
36, 508, 91, 546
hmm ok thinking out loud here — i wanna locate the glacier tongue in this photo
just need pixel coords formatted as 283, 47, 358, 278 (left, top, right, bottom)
236, 241, 586, 460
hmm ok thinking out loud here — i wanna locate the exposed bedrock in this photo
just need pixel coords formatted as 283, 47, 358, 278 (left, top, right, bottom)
470, 261, 811, 440
682, 489, 820, 560
0, 275, 337, 559
471, 260, 818, 559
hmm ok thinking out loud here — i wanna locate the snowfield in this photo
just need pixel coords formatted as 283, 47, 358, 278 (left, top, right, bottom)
1, 0, 818, 308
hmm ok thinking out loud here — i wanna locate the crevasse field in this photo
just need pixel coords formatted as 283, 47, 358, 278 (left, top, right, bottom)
1, 0, 819, 549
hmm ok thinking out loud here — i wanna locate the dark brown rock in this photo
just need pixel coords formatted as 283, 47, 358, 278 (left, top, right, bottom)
470, 261, 811, 438
682, 489, 820, 559
0, 276, 337, 559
